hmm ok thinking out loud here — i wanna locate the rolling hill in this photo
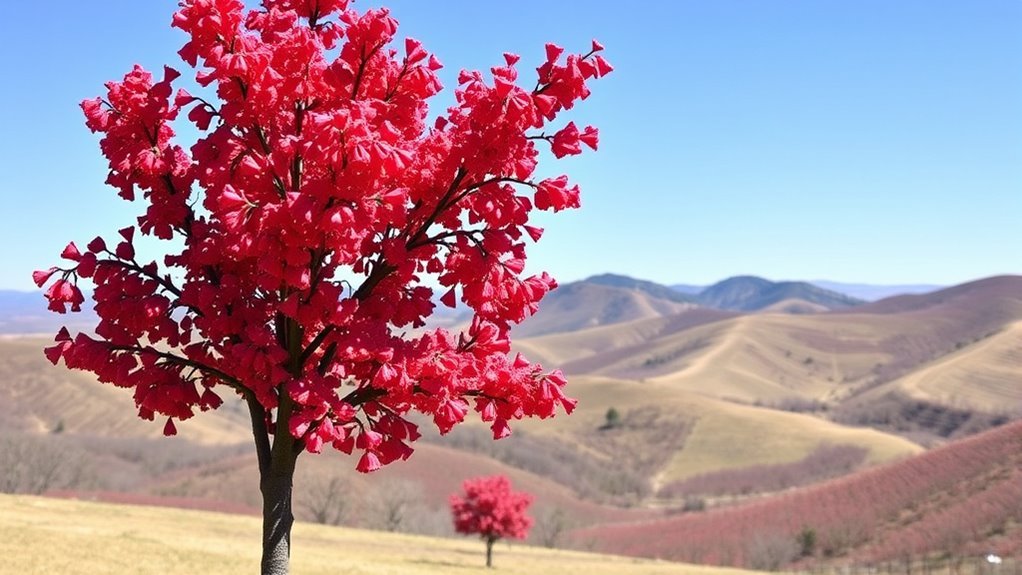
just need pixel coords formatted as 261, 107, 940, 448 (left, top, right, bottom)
518, 276, 1022, 418
514, 279, 695, 337
584, 274, 698, 304
676, 281, 946, 302
852, 319, 1022, 412
503, 376, 921, 490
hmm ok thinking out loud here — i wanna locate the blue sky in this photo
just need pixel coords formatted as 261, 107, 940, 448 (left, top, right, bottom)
1, 1, 1019, 290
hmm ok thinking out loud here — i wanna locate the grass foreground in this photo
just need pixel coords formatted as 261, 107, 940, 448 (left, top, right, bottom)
0, 494, 756, 574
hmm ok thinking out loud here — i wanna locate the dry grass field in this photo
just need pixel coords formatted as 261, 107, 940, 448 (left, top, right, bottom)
0, 494, 757, 575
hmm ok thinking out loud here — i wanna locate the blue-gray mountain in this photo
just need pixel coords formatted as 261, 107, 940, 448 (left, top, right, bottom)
588, 273, 862, 311
513, 274, 863, 337
694, 275, 863, 311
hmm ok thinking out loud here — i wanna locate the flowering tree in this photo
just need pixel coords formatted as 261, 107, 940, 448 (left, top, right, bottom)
34, 1, 607, 573
451, 475, 533, 568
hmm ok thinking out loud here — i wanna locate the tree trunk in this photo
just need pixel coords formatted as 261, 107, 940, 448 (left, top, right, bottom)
486, 536, 496, 568
261, 469, 295, 575
247, 392, 301, 575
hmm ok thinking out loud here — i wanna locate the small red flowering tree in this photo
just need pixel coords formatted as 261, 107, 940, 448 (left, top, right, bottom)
35, 1, 608, 574
451, 475, 533, 568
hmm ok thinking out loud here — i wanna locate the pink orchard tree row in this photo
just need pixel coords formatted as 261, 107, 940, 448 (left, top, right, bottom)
575, 421, 1022, 568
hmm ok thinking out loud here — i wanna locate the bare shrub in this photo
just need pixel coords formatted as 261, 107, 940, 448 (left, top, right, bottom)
682, 495, 706, 512
533, 507, 575, 548
745, 532, 800, 571
65, 434, 250, 491
362, 478, 427, 533
834, 392, 1017, 440
0, 433, 95, 494
403, 505, 455, 538
350, 477, 453, 537
298, 476, 352, 526
759, 397, 827, 413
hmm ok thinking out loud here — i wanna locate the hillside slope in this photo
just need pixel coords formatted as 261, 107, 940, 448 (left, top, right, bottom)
856, 319, 1022, 412
574, 420, 1022, 568
515, 272, 865, 339
515, 280, 695, 338
506, 376, 921, 489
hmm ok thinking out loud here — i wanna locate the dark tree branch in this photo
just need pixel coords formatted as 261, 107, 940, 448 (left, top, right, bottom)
108, 344, 243, 391
100, 258, 184, 298
342, 385, 386, 408
247, 394, 272, 476
351, 41, 387, 100
405, 166, 468, 248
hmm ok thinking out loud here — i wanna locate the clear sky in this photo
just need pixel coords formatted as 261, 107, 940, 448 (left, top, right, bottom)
1, 1, 1019, 290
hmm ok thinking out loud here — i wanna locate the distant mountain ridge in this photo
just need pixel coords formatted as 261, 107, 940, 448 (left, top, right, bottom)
673, 281, 945, 301
809, 280, 943, 301
573, 273, 864, 311
514, 273, 863, 337
0, 289, 97, 335
584, 274, 698, 304
695, 275, 864, 311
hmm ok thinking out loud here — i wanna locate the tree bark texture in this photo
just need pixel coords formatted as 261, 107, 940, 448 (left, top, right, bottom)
261, 470, 295, 575
248, 392, 300, 575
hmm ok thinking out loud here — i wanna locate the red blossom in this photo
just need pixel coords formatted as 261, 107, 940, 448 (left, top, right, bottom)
44, 279, 85, 314
32, 268, 58, 288
534, 175, 581, 212
60, 242, 82, 262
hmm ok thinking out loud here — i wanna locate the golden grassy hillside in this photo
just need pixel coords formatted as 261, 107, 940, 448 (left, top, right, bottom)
514, 308, 738, 369
863, 320, 1022, 411
0, 494, 757, 575
510, 376, 922, 485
